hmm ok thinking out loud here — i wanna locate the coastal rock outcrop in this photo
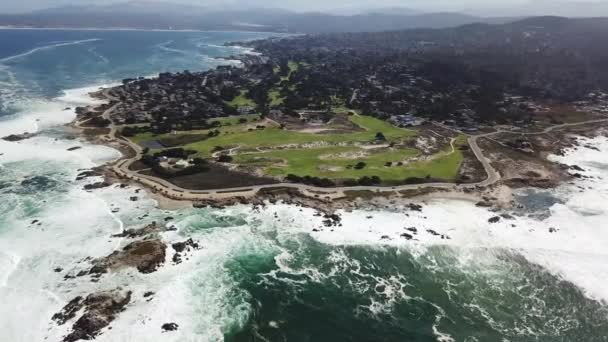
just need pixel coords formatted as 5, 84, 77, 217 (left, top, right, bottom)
2, 132, 36, 142
112, 222, 173, 239
89, 238, 167, 275
75, 170, 99, 181
171, 238, 200, 264
83, 182, 111, 190
52, 288, 132, 342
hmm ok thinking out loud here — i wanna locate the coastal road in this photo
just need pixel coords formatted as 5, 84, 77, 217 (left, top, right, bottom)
98, 90, 608, 201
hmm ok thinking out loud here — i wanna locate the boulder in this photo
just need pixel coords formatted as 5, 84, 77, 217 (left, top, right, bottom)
426, 229, 440, 236
400, 233, 413, 240
488, 216, 501, 224
162, 322, 179, 332
171, 238, 200, 264
407, 203, 423, 212
83, 182, 111, 191
475, 201, 493, 208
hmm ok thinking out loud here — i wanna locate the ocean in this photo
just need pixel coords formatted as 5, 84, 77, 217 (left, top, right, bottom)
0, 29, 607, 342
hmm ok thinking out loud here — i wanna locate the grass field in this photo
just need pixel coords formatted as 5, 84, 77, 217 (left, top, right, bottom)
183, 114, 416, 156
130, 114, 466, 184
233, 136, 465, 183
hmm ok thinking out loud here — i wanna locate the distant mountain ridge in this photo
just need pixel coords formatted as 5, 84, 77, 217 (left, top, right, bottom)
0, 2, 512, 33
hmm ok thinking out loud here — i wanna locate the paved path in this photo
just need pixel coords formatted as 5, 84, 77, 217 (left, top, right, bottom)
97, 90, 608, 201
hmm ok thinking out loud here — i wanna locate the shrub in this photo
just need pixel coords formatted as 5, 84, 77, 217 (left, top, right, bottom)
354, 162, 366, 170
375, 132, 387, 141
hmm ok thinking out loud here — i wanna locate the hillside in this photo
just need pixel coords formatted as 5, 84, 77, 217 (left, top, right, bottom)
0, 2, 507, 33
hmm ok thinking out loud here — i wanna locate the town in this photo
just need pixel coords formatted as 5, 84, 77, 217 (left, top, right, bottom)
75, 16, 608, 192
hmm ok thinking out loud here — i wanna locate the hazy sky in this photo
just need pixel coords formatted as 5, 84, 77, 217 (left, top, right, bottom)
0, 0, 606, 14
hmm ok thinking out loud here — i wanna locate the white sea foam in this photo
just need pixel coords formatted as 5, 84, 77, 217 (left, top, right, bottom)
0, 39, 101, 64
0, 84, 108, 137
251, 136, 608, 304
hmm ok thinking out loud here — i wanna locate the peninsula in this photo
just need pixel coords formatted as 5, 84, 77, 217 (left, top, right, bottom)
71, 17, 608, 208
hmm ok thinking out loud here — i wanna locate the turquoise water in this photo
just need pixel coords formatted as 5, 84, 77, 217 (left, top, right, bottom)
0, 29, 608, 342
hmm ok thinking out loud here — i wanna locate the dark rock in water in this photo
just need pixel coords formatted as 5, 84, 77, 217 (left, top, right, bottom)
570, 165, 585, 172
171, 239, 198, 253
83, 182, 110, 191
52, 296, 84, 325
407, 203, 423, 212
31, 219, 39, 225
112, 222, 166, 239
488, 216, 501, 224
54, 267, 63, 273
405, 227, 418, 234
89, 238, 166, 275
76, 170, 98, 181
143, 291, 155, 298
322, 213, 341, 227
549, 227, 558, 233
164, 216, 174, 222
129, 196, 139, 202
475, 201, 493, 208
380, 235, 391, 240
64, 107, 72, 111
162, 322, 179, 332
53, 289, 132, 342
2, 132, 36, 142
172, 238, 200, 264
400, 233, 413, 240
76, 270, 90, 277
67, 146, 82, 151
426, 229, 441, 236
500, 213, 515, 220
584, 144, 600, 151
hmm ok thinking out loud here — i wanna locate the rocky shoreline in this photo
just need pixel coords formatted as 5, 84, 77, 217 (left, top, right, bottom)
53, 103, 608, 341
52, 213, 202, 341
70, 111, 607, 215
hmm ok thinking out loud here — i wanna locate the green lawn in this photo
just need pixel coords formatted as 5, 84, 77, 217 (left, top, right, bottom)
129, 132, 157, 145
182, 114, 416, 156
133, 114, 416, 157
234, 142, 463, 183
226, 90, 255, 108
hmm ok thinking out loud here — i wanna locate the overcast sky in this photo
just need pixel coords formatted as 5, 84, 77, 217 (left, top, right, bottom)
0, 0, 606, 15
